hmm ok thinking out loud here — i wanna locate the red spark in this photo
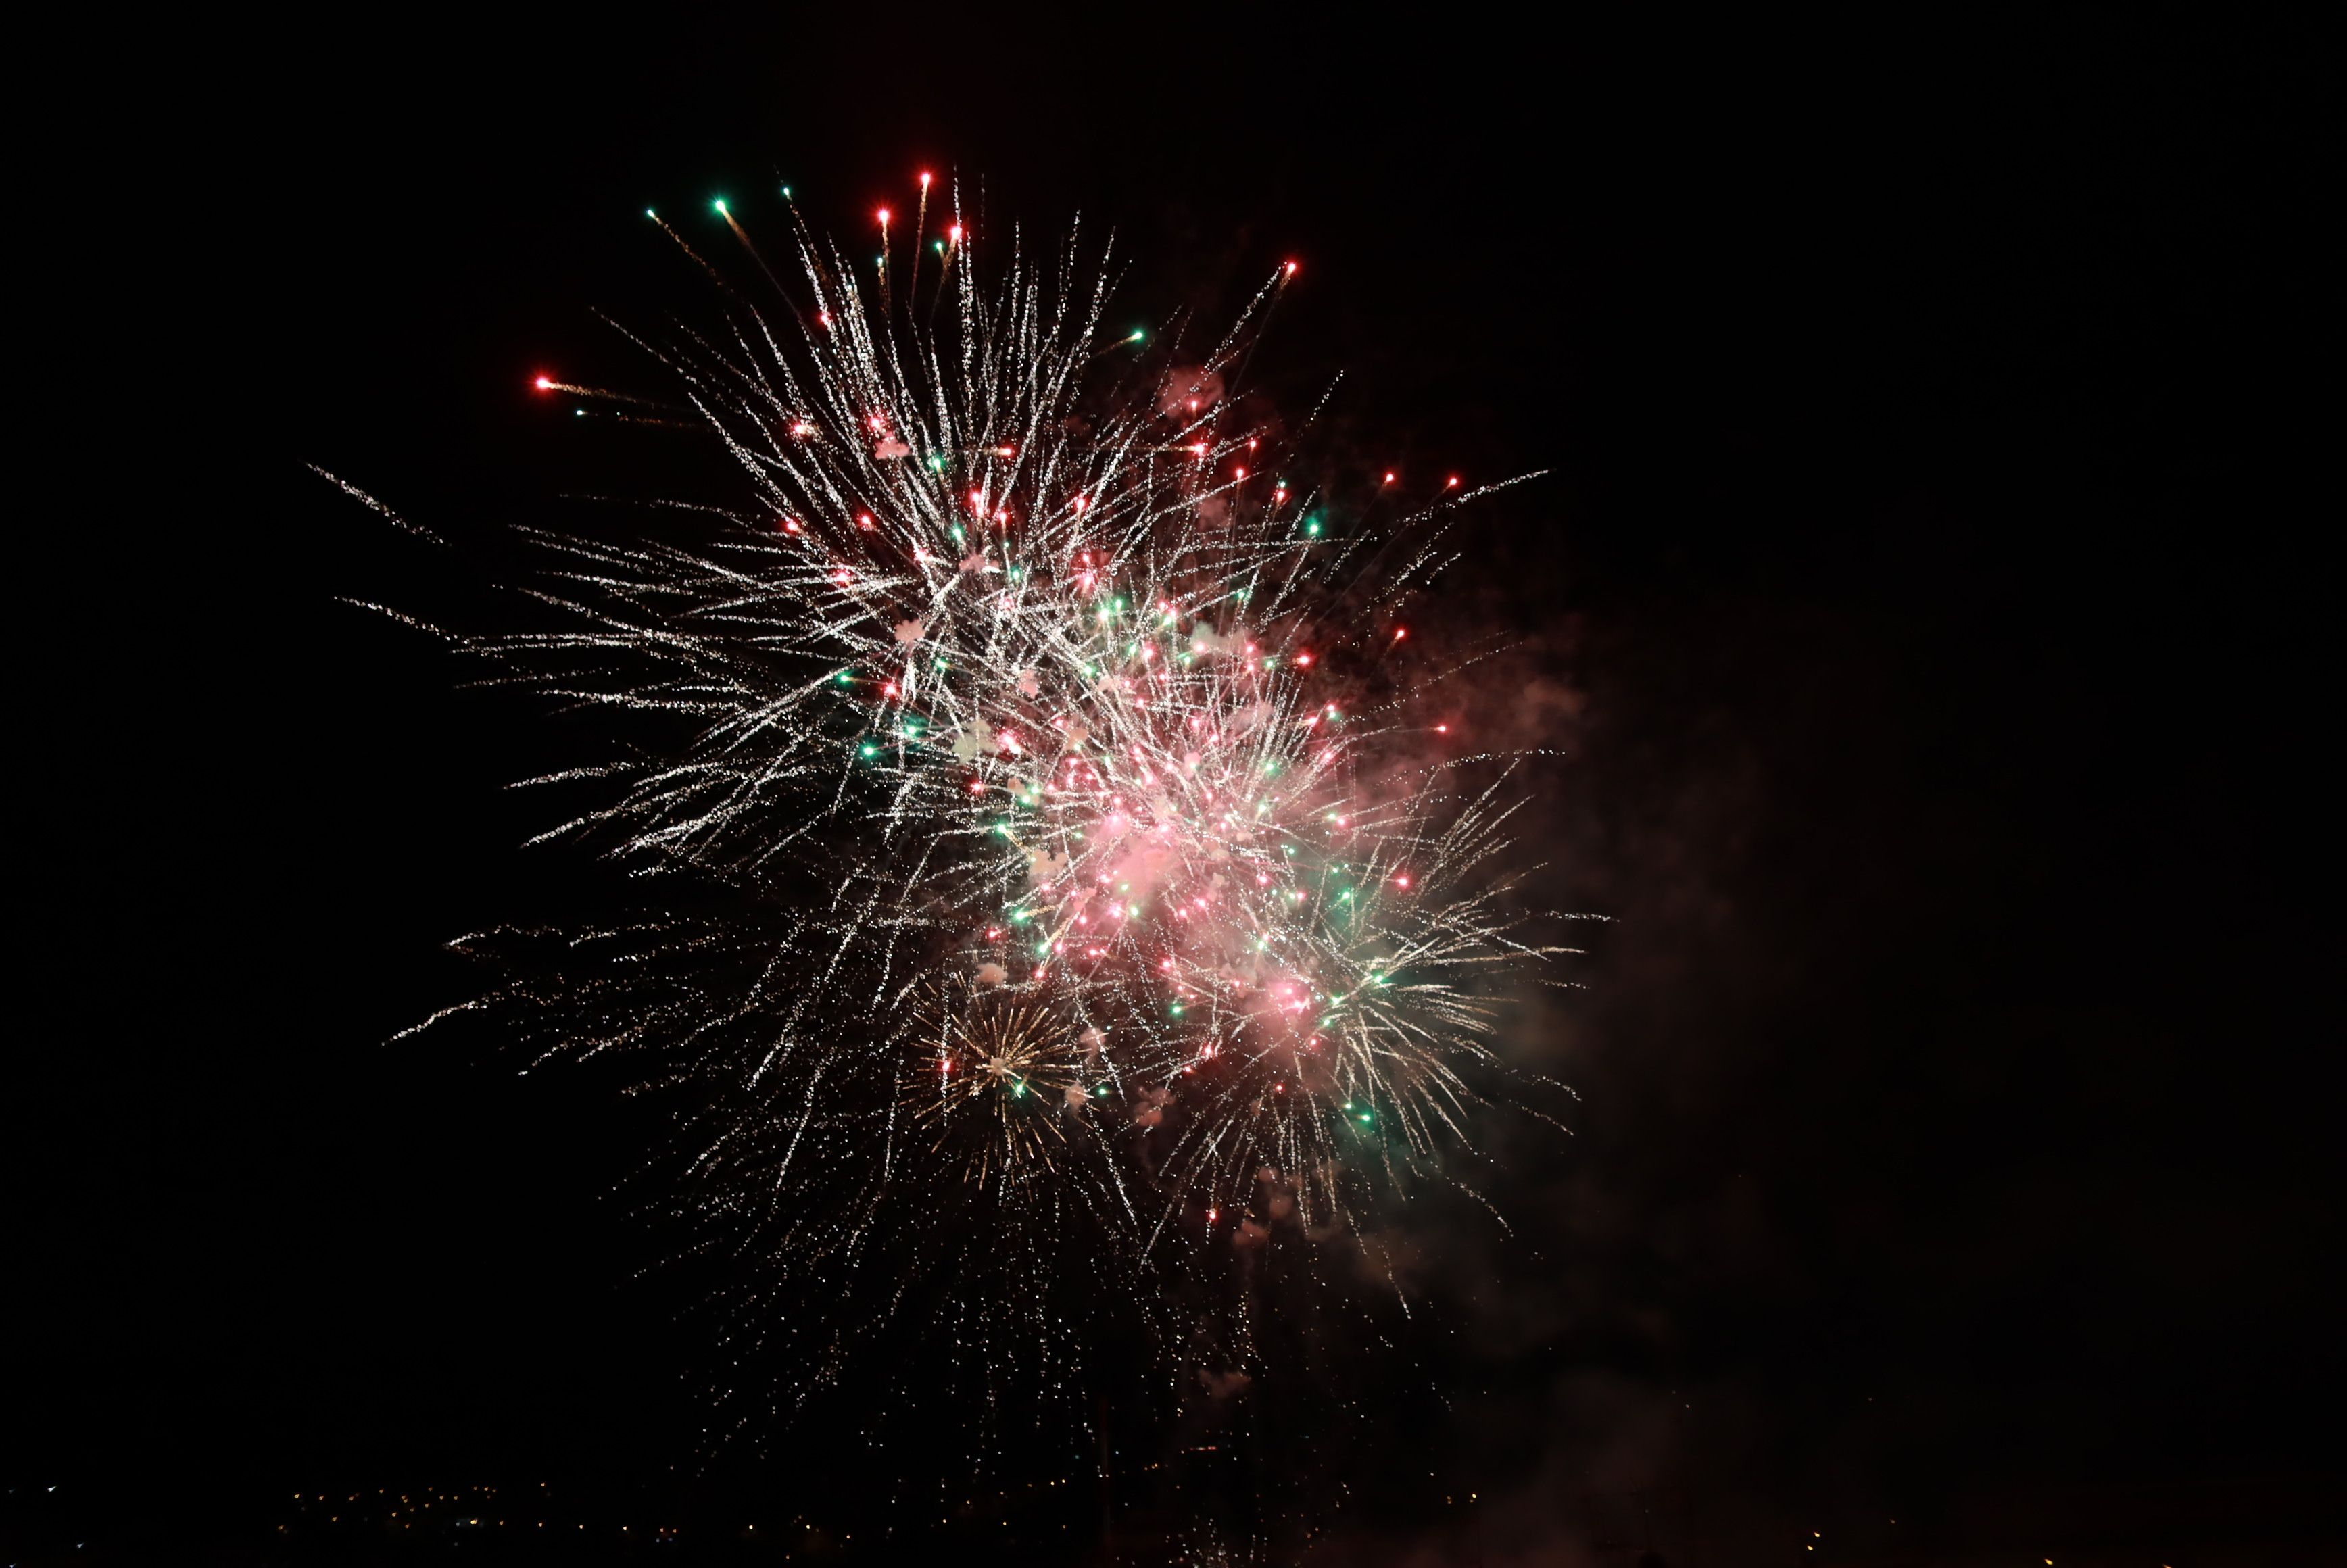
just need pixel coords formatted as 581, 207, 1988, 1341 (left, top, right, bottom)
532, 375, 552, 391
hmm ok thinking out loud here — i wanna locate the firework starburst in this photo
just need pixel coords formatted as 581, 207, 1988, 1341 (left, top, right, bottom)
360, 174, 1572, 1444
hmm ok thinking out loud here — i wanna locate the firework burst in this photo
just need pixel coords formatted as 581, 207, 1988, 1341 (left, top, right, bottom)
362, 174, 1575, 1445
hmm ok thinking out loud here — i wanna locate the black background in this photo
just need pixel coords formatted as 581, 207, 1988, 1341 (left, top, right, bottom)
10, 8, 2333, 1563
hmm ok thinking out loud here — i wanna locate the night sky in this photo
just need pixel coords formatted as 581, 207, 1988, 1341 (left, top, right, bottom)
11, 11, 2332, 1565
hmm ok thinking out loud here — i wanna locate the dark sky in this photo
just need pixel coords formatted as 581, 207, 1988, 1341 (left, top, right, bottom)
11, 9, 2332, 1564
